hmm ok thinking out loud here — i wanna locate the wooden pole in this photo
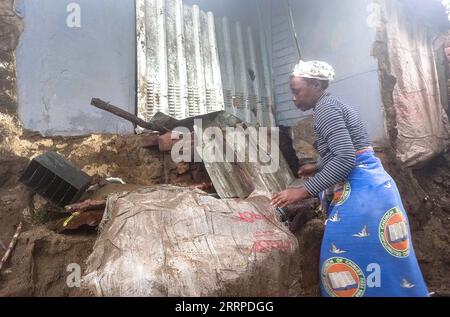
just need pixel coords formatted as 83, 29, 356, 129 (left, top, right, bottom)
65, 199, 107, 213
90, 98, 168, 132
0, 222, 23, 273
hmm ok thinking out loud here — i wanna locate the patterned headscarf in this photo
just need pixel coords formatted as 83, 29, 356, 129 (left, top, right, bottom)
292, 60, 336, 81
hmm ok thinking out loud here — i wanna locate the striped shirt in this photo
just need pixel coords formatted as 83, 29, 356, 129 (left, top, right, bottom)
304, 92, 372, 197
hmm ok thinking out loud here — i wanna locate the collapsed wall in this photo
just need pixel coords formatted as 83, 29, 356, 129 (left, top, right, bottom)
373, 0, 450, 167
0, 0, 22, 114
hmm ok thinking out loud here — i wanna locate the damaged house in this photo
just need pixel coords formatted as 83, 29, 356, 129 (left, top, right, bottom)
1, 0, 450, 297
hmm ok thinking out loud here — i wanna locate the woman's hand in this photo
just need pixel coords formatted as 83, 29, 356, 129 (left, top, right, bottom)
298, 163, 318, 178
271, 187, 312, 209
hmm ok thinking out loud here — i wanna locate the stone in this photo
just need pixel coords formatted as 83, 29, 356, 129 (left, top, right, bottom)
434, 176, 444, 184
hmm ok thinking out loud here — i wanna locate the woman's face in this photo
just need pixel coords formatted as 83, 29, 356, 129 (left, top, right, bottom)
289, 76, 318, 112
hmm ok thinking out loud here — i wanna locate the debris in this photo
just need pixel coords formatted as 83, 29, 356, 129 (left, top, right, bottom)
82, 186, 302, 297
139, 133, 160, 148
284, 198, 321, 234
0, 239, 6, 251
65, 199, 107, 213
19, 152, 91, 207
275, 207, 289, 226
158, 132, 182, 152
57, 210, 104, 233
434, 176, 444, 185
135, 127, 145, 135
91, 97, 242, 135
32, 193, 46, 208
148, 110, 243, 132
202, 127, 295, 199
86, 184, 100, 192
87, 176, 128, 193
105, 177, 126, 185
55, 199, 107, 233
0, 222, 23, 273
176, 162, 190, 175
193, 182, 214, 192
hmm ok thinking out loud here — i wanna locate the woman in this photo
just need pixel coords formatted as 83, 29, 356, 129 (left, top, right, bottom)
271, 60, 429, 297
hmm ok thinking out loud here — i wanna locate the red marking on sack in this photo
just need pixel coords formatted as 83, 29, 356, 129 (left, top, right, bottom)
234, 212, 275, 223
251, 239, 293, 253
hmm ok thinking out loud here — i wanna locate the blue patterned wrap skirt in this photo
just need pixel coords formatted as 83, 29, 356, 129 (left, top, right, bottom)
319, 149, 429, 297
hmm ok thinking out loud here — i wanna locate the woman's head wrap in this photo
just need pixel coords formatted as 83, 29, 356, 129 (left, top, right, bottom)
292, 60, 336, 81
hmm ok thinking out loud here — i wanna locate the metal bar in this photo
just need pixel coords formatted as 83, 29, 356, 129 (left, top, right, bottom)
175, 0, 189, 119
28, 167, 46, 190
157, 0, 169, 114
41, 174, 59, 196
193, 5, 207, 115
50, 180, 68, 203
222, 16, 237, 117
286, 0, 302, 60
207, 11, 224, 112
136, 0, 148, 121
60, 186, 78, 207
19, 160, 39, 183
34, 170, 55, 196
235, 21, 251, 123
257, 2, 277, 127
247, 26, 263, 125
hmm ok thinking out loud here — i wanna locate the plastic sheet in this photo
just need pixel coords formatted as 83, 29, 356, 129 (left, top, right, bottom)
82, 186, 302, 297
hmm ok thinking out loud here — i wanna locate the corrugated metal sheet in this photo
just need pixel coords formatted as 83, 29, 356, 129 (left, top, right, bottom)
137, 0, 221, 120
270, 0, 385, 145
270, 0, 302, 127
137, 0, 275, 126
202, 128, 296, 199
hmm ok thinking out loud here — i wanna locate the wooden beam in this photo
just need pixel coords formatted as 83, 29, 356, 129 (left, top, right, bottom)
90, 98, 169, 132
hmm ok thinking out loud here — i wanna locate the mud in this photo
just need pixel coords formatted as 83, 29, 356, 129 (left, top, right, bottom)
0, 111, 212, 296
0, 226, 95, 297
410, 153, 450, 296
378, 150, 450, 296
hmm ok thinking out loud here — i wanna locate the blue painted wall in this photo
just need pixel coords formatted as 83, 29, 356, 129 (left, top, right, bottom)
15, 0, 136, 136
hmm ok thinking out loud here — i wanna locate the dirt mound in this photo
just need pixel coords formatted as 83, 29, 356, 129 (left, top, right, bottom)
0, 0, 23, 115
0, 226, 95, 297
0, 110, 212, 296
411, 152, 450, 296
380, 150, 450, 296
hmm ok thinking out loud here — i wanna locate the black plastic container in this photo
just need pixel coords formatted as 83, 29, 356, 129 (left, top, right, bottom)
19, 152, 91, 207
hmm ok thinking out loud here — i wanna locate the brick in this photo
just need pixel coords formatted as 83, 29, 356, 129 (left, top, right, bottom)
158, 132, 182, 152
139, 133, 160, 148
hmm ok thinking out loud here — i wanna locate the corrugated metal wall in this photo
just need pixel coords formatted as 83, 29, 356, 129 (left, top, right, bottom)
137, 0, 223, 120
269, 0, 385, 144
137, 0, 275, 126
270, 1, 302, 127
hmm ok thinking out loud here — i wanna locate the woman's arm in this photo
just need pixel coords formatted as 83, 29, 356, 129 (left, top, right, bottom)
303, 104, 356, 197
